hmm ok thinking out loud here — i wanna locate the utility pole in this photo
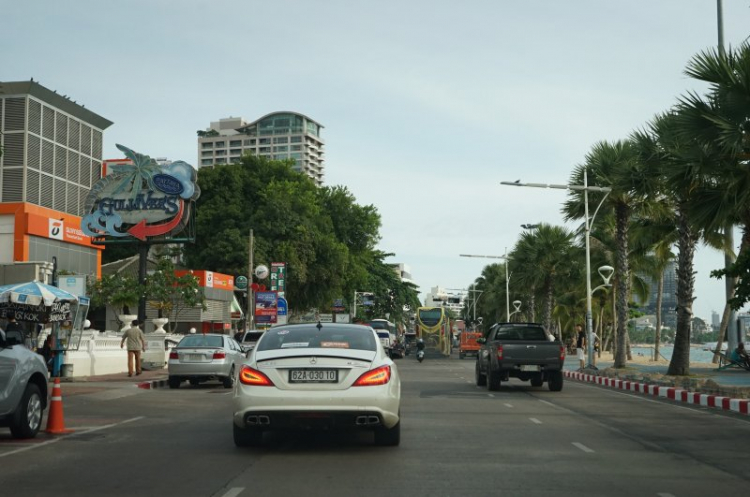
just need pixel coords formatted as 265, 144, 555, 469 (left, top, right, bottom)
247, 230, 254, 330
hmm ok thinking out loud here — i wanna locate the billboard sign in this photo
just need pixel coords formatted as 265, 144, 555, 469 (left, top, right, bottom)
270, 262, 286, 295
255, 291, 278, 324
81, 144, 200, 242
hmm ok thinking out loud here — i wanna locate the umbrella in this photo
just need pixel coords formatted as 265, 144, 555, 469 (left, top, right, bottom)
0, 281, 79, 306
0, 281, 79, 323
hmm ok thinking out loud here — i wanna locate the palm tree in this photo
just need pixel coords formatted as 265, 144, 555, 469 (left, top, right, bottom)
511, 224, 577, 333
563, 140, 656, 368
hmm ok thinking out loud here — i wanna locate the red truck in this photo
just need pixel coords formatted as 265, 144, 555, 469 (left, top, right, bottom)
459, 331, 482, 359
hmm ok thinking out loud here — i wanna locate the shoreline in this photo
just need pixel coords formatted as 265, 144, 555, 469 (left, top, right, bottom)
594, 349, 716, 369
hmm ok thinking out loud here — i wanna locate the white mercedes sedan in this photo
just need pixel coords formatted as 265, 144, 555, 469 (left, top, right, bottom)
232, 323, 401, 447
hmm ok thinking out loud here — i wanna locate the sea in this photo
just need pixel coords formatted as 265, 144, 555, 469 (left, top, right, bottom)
630, 344, 724, 364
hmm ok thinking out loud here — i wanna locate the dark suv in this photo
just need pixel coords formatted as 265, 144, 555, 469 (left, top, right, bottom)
0, 328, 49, 438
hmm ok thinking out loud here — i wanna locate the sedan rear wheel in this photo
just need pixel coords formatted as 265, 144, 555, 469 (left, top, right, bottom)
233, 423, 262, 447
168, 377, 181, 389
374, 420, 400, 446
223, 366, 235, 389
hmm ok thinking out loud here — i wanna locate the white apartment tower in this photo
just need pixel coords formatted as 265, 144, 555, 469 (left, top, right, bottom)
197, 112, 325, 186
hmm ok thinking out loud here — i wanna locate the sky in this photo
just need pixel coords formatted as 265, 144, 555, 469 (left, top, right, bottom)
4, 0, 750, 320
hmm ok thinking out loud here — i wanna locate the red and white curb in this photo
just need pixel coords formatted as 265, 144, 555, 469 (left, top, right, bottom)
565, 370, 750, 415
137, 379, 169, 390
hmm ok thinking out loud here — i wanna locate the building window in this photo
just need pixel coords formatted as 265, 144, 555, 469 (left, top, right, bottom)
259, 147, 271, 153
290, 136, 302, 143
290, 145, 302, 151
215, 141, 225, 147
230, 148, 242, 155
259, 138, 271, 145
202, 142, 213, 149
216, 150, 226, 156
202, 151, 212, 157
290, 153, 303, 159
244, 139, 256, 146
201, 159, 213, 166
273, 154, 288, 160
274, 146, 288, 152
230, 140, 242, 147
273, 137, 288, 144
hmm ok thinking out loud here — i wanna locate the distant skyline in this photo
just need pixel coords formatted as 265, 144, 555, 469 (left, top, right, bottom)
5, 0, 750, 320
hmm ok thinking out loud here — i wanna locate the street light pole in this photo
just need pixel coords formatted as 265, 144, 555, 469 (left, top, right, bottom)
501, 171, 612, 368
459, 251, 510, 321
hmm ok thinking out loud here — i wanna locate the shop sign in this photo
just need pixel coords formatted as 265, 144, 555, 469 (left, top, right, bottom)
270, 262, 286, 294
255, 291, 278, 324
81, 144, 200, 241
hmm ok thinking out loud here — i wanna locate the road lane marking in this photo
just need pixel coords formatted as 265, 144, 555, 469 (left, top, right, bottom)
530, 418, 542, 424
488, 394, 495, 398
220, 488, 245, 497
572, 442, 595, 453
0, 416, 145, 458
504, 403, 513, 408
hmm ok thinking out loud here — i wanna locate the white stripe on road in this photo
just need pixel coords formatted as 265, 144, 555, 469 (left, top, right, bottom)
488, 394, 495, 398
220, 488, 245, 497
572, 442, 595, 453
504, 403, 513, 408
0, 416, 145, 458
529, 418, 542, 424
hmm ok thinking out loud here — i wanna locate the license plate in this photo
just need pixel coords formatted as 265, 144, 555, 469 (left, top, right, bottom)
187, 354, 203, 361
520, 365, 540, 372
289, 369, 338, 383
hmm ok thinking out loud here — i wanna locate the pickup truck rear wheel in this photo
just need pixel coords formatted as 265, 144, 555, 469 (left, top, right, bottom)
487, 370, 501, 391
530, 375, 543, 387
475, 362, 486, 386
548, 371, 564, 392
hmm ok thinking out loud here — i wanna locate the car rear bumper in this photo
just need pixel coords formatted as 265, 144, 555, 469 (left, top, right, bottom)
233, 387, 400, 429
168, 361, 232, 378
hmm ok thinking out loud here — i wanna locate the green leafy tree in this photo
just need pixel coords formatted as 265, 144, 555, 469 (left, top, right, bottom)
87, 273, 141, 328
145, 257, 207, 332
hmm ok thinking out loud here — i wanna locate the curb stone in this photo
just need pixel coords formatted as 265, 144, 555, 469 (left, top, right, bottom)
137, 379, 169, 390
564, 370, 750, 416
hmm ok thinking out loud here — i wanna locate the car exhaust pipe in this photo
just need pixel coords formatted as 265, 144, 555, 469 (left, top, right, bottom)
245, 415, 271, 426
355, 415, 381, 426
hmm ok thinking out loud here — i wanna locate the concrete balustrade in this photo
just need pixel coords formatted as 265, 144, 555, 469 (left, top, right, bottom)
59, 330, 181, 377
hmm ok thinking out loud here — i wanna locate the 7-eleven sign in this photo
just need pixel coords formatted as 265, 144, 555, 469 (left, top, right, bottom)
270, 262, 286, 295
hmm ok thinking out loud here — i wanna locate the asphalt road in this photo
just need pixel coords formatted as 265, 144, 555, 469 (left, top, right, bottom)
1, 354, 749, 497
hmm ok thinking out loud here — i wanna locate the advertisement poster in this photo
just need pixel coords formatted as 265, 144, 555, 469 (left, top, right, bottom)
255, 291, 278, 324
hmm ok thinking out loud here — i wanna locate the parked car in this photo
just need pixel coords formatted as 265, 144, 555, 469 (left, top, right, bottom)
168, 333, 246, 389
238, 330, 265, 355
0, 328, 49, 438
233, 322, 401, 447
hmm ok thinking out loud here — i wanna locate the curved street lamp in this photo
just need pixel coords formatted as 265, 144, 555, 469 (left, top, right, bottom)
508, 300, 522, 321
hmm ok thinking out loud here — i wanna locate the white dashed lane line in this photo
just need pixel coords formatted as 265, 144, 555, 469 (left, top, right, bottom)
572, 442, 595, 453
529, 418, 542, 424
219, 488, 245, 497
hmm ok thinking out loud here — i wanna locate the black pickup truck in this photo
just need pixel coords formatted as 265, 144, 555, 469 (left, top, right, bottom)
475, 322, 565, 391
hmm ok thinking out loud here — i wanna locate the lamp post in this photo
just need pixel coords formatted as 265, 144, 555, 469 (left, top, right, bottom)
508, 300, 522, 321
448, 288, 484, 326
460, 249, 511, 321
501, 170, 612, 369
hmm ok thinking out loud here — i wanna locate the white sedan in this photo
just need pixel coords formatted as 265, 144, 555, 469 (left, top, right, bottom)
232, 323, 401, 447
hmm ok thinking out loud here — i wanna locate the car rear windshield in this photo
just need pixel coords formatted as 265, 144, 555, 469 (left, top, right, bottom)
492, 326, 547, 341
179, 335, 223, 348
257, 325, 377, 352
243, 332, 264, 343
376, 332, 390, 339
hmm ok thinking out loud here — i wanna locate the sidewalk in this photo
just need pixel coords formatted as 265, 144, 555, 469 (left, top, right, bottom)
563, 355, 750, 416
57, 368, 169, 396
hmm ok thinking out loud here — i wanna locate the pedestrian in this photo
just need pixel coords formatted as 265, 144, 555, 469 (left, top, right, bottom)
575, 323, 586, 370
120, 319, 146, 377
39, 334, 55, 374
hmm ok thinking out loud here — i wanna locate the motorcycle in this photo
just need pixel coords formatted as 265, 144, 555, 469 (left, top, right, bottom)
417, 349, 425, 363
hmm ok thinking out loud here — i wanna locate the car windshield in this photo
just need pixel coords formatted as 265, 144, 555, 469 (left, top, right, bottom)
257, 325, 377, 352
376, 332, 390, 339
179, 335, 223, 347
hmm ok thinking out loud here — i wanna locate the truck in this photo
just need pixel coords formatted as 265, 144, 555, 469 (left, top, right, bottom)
474, 322, 565, 392
458, 331, 482, 359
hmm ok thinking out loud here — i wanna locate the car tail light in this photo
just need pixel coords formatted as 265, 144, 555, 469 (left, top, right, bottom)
212, 351, 226, 360
559, 344, 566, 361
239, 365, 274, 386
353, 365, 391, 386
496, 345, 504, 360
169, 352, 179, 360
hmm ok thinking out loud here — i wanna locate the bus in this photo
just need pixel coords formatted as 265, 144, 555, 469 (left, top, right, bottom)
416, 307, 451, 355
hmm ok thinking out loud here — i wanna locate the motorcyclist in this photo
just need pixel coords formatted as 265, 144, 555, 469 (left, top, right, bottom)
416, 338, 425, 352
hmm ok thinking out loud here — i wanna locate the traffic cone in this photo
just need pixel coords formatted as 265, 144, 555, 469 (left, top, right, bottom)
46, 377, 73, 434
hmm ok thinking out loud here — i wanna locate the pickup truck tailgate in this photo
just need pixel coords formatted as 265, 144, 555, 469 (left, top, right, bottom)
502, 341, 561, 362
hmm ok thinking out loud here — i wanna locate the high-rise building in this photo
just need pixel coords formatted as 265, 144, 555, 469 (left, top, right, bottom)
636, 261, 678, 329
0, 80, 112, 278
197, 113, 325, 186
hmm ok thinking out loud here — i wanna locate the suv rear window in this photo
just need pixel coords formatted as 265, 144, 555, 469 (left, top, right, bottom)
243, 332, 264, 343
179, 335, 223, 348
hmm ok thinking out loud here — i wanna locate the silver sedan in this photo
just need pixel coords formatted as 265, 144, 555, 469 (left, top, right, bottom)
168, 334, 245, 389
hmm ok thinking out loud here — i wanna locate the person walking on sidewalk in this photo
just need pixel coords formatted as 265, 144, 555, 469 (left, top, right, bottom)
575, 324, 586, 371
121, 320, 146, 377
